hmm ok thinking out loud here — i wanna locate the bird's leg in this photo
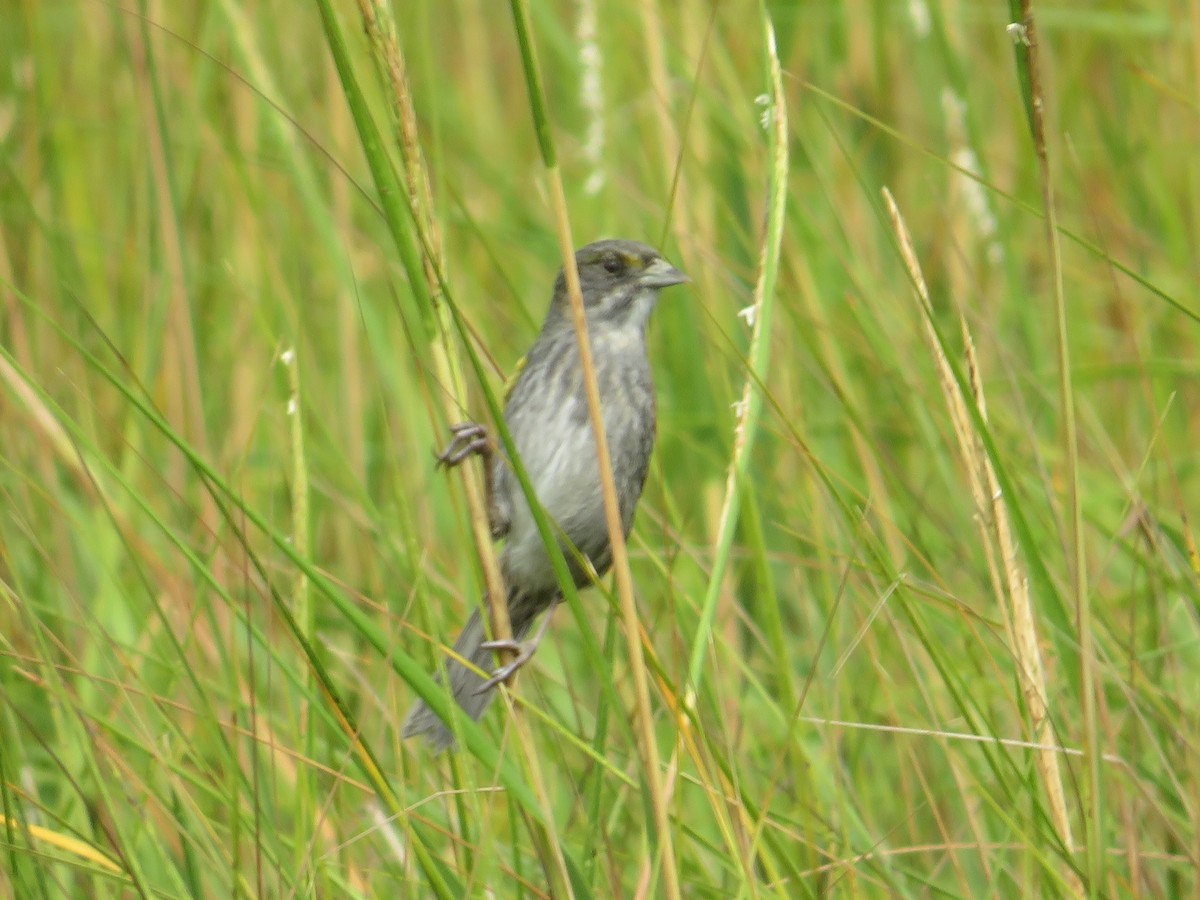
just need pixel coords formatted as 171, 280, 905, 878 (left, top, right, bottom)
475, 600, 559, 692
437, 422, 505, 538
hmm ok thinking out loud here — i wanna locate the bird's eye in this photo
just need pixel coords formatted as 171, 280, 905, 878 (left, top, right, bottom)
602, 254, 624, 275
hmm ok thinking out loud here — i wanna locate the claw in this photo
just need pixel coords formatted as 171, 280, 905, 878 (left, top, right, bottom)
475, 639, 538, 692
436, 422, 491, 468
474, 604, 557, 694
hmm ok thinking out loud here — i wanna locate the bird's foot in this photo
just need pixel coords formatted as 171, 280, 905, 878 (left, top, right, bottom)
437, 422, 491, 468
475, 638, 539, 692
475, 607, 556, 693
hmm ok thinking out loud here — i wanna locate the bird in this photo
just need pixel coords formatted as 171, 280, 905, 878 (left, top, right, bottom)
402, 238, 688, 751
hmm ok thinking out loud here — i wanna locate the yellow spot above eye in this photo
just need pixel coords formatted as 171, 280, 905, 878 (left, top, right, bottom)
620, 252, 644, 269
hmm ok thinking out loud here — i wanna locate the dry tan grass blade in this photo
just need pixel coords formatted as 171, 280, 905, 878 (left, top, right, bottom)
882, 187, 1079, 896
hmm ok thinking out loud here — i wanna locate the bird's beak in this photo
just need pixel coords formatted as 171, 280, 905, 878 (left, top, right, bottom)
640, 257, 689, 289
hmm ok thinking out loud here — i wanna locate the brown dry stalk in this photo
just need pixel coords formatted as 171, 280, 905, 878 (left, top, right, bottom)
355, 0, 512, 650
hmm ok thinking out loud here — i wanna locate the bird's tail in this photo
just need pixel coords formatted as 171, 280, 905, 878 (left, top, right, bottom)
402, 590, 544, 752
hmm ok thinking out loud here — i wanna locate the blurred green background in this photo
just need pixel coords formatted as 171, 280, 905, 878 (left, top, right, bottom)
1, 0, 1196, 896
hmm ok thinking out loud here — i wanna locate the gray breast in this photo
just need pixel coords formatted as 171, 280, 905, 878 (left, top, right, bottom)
493, 328, 656, 592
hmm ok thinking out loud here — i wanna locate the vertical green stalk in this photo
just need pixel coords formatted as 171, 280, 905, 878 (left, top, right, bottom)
283, 348, 315, 889
684, 9, 786, 701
